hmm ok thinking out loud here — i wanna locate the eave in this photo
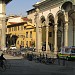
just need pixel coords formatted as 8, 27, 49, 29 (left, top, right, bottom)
33, 0, 49, 7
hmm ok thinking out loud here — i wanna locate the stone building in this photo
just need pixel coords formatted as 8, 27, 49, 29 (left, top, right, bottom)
32, 0, 75, 57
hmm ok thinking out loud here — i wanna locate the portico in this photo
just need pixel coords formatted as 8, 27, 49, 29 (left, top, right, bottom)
33, 0, 75, 57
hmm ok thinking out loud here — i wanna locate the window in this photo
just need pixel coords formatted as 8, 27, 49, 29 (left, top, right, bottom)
17, 41, 19, 44
22, 41, 24, 46
71, 48, 75, 53
49, 32, 52, 37
12, 27, 13, 31
65, 48, 70, 53
21, 41, 22, 45
9, 28, 11, 32
30, 41, 31, 46
15, 26, 17, 31
26, 32, 28, 38
21, 26, 23, 30
30, 31, 32, 38
14, 27, 16, 31
18, 26, 19, 30
26, 41, 28, 47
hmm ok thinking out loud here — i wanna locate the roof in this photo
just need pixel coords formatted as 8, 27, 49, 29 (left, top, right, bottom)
22, 17, 29, 21
7, 22, 26, 27
5, 0, 12, 4
9, 22, 25, 25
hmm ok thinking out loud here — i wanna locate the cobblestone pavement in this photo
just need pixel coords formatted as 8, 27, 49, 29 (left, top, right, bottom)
0, 51, 75, 75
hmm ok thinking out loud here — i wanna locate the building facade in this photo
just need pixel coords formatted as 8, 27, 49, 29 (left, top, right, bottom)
6, 15, 36, 49
32, 0, 75, 57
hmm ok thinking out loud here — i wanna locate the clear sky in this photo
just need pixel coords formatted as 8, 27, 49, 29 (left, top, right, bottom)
6, 0, 40, 16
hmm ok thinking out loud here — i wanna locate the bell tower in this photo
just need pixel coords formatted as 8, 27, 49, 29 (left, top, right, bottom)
0, 0, 12, 50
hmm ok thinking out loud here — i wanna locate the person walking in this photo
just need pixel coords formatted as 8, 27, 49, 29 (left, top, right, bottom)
0, 53, 6, 68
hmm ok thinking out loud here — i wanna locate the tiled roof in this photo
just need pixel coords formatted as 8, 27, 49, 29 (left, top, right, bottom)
22, 17, 29, 21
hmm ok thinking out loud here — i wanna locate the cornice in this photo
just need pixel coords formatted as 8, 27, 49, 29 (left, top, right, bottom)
39, 0, 64, 12
33, 0, 74, 8
34, 0, 75, 12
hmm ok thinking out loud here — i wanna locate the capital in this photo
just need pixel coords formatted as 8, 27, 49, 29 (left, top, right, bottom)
36, 8, 39, 13
54, 24, 58, 31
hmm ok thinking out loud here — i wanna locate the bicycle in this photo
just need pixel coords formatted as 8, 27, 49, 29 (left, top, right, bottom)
0, 60, 11, 72
0, 60, 6, 72
4, 60, 11, 69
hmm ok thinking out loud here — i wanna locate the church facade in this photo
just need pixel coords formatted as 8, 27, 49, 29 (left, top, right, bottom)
33, 0, 75, 56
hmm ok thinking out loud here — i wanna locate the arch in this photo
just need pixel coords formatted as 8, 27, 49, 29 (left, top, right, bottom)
47, 13, 55, 51
40, 15, 46, 24
55, 10, 64, 24
47, 13, 54, 21
47, 13, 54, 26
55, 10, 65, 50
61, 1, 73, 12
40, 15, 46, 50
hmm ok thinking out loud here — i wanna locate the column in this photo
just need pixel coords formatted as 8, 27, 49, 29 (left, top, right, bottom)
64, 12, 68, 47
35, 8, 42, 54
1, 17, 6, 50
54, 24, 58, 55
0, 0, 6, 50
46, 21, 49, 53
39, 26, 42, 53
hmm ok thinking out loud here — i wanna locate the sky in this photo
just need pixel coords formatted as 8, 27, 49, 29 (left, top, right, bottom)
6, 0, 40, 16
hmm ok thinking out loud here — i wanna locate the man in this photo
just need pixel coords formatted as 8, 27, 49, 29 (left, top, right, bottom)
0, 53, 6, 68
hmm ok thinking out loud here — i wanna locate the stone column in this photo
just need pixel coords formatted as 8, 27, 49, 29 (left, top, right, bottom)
1, 17, 6, 50
0, 0, 6, 50
35, 8, 42, 55
39, 26, 42, 53
46, 21, 49, 54
64, 12, 68, 47
54, 24, 58, 56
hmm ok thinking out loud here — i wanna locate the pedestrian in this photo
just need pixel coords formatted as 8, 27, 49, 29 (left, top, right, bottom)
0, 53, 6, 68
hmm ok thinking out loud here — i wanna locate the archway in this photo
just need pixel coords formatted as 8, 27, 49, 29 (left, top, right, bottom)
40, 16, 46, 47
57, 11, 65, 50
61, 1, 75, 46
11, 35, 18, 45
47, 14, 54, 51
